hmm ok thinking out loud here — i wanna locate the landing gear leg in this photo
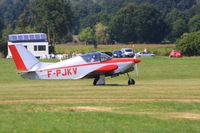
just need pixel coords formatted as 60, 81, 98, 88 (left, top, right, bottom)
93, 75, 105, 86
127, 73, 135, 85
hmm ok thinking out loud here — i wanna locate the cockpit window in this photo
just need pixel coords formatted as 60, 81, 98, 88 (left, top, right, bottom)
100, 53, 112, 62
81, 53, 100, 62
81, 52, 111, 63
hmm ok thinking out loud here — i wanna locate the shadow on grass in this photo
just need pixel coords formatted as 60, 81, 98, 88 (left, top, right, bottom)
94, 84, 129, 87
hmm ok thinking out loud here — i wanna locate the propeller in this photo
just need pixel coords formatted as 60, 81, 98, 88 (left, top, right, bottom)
134, 55, 139, 77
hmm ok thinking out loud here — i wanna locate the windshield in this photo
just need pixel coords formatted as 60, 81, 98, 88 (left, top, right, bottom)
81, 52, 112, 63
100, 53, 112, 62
125, 49, 133, 52
114, 50, 122, 54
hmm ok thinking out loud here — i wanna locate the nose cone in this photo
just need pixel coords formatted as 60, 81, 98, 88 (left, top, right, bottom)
119, 58, 141, 64
133, 58, 141, 64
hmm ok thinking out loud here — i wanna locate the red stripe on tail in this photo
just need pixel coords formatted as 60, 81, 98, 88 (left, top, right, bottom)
9, 45, 27, 71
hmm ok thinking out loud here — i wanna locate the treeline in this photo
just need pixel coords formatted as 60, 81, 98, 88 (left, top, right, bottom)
0, 0, 200, 45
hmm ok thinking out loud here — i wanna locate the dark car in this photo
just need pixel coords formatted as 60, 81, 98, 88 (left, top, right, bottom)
112, 50, 123, 58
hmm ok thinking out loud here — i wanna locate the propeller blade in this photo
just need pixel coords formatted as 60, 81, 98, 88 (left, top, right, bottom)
135, 64, 139, 77
133, 55, 139, 77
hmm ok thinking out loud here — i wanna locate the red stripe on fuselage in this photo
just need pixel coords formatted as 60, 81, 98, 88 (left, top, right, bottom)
9, 45, 27, 71
40, 58, 141, 71
106, 58, 141, 64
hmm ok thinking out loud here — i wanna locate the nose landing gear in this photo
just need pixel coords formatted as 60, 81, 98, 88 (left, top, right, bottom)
127, 73, 135, 85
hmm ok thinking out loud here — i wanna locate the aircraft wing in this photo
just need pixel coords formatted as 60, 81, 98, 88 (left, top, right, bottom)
84, 64, 118, 78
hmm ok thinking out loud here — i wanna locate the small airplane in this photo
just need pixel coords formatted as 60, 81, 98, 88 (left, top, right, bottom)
9, 44, 141, 85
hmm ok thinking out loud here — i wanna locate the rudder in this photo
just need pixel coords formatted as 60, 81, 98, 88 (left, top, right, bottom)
8, 44, 40, 71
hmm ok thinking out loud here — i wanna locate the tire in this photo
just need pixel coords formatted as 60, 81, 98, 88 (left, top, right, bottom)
93, 77, 99, 86
128, 79, 135, 85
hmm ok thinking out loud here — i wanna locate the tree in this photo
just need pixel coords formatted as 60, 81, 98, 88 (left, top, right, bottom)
188, 14, 200, 32
79, 27, 95, 44
165, 9, 188, 42
95, 23, 109, 44
110, 4, 168, 43
1, 25, 13, 43
176, 31, 200, 56
0, 19, 4, 42
109, 5, 138, 43
1, 0, 199, 44
80, 13, 110, 31
168, 19, 188, 42
28, 0, 73, 45
79, 27, 97, 48
0, 0, 31, 28
15, 9, 36, 33
71, 0, 102, 34
134, 4, 168, 43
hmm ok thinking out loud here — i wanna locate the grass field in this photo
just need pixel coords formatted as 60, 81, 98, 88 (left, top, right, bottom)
0, 56, 200, 133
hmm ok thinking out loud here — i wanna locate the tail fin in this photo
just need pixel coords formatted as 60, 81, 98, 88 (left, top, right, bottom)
8, 44, 40, 71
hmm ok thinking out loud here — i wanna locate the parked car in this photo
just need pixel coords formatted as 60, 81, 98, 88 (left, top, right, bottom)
112, 50, 123, 58
136, 52, 156, 57
121, 48, 135, 57
169, 50, 182, 58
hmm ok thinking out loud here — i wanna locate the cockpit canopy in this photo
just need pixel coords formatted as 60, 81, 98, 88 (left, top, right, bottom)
81, 52, 112, 63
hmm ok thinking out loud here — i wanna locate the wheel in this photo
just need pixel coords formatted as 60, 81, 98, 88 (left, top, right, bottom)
128, 79, 135, 85
93, 77, 99, 86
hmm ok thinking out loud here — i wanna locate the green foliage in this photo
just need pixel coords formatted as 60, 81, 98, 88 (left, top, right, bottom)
0, 0, 30, 28
14, 10, 36, 33
188, 14, 200, 32
134, 4, 168, 43
95, 23, 109, 44
0, 0, 199, 44
0, 42, 7, 57
80, 13, 110, 30
169, 19, 188, 42
71, 0, 102, 34
109, 5, 137, 43
27, 0, 74, 45
176, 31, 200, 56
165, 9, 188, 42
0, 19, 4, 42
110, 4, 168, 43
1, 24, 13, 43
79, 27, 95, 43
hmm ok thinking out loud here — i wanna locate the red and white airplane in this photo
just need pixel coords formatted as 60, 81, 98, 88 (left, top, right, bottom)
9, 44, 141, 85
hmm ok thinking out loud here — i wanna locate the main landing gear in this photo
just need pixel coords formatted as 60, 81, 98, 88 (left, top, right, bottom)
93, 74, 135, 86
127, 73, 135, 85
93, 75, 105, 86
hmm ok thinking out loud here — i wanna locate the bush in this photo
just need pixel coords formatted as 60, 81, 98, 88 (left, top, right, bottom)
0, 42, 7, 58
176, 31, 200, 56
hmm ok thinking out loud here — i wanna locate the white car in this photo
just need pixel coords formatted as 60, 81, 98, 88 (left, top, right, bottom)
136, 52, 156, 57
121, 48, 135, 57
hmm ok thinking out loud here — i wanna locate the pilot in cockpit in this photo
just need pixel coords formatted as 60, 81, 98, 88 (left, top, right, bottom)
91, 54, 100, 62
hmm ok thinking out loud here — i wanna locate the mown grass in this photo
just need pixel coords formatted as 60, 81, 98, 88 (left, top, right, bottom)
0, 56, 200, 133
